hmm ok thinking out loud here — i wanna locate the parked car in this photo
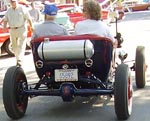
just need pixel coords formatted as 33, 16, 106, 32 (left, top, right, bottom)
0, 28, 10, 55
57, 3, 109, 26
122, 0, 150, 12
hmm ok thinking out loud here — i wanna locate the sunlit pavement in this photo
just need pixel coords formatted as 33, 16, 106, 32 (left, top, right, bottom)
0, 50, 37, 86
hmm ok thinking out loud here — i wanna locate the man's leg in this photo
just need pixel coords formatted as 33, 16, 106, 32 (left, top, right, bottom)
16, 35, 27, 66
10, 31, 18, 60
16, 27, 27, 66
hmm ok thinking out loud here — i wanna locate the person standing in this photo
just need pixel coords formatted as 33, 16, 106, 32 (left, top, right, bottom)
29, 2, 40, 22
31, 4, 68, 40
3, 0, 33, 66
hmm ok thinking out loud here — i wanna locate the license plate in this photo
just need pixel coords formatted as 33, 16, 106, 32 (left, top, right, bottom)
55, 69, 78, 82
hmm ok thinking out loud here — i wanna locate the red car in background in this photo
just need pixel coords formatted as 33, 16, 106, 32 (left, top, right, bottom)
57, 3, 109, 26
121, 0, 150, 12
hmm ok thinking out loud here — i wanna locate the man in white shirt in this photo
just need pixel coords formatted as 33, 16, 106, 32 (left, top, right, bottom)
3, 0, 33, 66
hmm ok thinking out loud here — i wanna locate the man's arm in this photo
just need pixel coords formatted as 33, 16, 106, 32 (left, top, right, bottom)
22, 6, 34, 32
3, 13, 8, 29
3, 19, 8, 32
3, 20, 7, 29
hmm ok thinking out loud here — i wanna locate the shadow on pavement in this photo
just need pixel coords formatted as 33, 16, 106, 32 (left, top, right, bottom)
0, 50, 31, 60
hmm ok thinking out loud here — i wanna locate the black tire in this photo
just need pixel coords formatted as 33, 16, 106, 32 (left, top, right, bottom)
114, 64, 133, 120
3, 66, 28, 119
4, 39, 14, 56
135, 46, 146, 88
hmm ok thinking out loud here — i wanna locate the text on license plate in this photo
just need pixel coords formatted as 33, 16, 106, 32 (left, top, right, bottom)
55, 69, 78, 82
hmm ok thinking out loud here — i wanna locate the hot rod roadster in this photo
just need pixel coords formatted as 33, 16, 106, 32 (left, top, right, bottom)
2, 32, 146, 120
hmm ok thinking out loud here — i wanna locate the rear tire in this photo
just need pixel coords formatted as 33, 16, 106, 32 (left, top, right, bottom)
135, 46, 146, 88
114, 64, 133, 120
3, 66, 28, 119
